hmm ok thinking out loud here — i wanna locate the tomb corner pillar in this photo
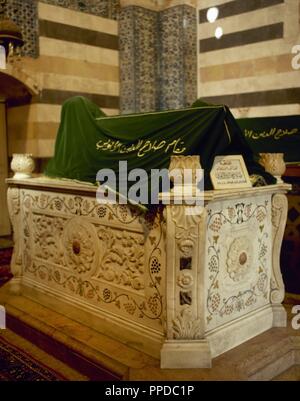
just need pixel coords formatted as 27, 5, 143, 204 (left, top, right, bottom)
160, 155, 211, 368
7, 185, 23, 294
271, 191, 289, 327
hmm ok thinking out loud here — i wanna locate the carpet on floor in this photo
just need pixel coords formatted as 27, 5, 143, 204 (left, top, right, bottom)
0, 334, 66, 381
0, 247, 13, 285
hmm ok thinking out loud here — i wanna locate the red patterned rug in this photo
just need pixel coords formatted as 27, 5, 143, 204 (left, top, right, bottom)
0, 248, 13, 285
0, 334, 66, 381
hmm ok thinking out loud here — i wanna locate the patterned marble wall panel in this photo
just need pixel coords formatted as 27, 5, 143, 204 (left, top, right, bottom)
109, 0, 121, 20
119, 4, 197, 113
119, 6, 158, 114
119, 6, 135, 114
2, 0, 39, 57
40, 0, 120, 20
133, 7, 159, 113
182, 5, 197, 108
1, 0, 120, 58
158, 6, 184, 110
158, 5, 197, 110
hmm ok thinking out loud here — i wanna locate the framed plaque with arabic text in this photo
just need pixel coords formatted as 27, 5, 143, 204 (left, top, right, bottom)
210, 155, 252, 189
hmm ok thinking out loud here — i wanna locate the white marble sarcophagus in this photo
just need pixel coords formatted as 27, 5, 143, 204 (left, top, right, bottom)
5, 156, 290, 369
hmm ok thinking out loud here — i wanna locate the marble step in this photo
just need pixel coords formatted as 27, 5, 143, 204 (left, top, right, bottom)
0, 283, 299, 381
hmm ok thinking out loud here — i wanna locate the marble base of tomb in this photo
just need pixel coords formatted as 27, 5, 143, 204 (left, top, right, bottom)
3, 165, 291, 369
0, 284, 299, 380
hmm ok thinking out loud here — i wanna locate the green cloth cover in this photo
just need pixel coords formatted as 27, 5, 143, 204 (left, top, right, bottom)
45, 96, 275, 194
237, 115, 300, 164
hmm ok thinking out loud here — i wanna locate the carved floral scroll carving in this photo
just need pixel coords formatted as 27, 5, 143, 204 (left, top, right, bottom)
20, 190, 164, 324
171, 205, 202, 239
172, 306, 203, 340
97, 227, 145, 290
33, 214, 65, 264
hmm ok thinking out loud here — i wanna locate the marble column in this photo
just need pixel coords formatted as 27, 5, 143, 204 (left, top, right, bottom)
119, 5, 159, 114
158, 5, 197, 110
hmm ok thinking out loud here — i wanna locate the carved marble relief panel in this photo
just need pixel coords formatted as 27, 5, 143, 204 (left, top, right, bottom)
21, 189, 165, 332
205, 194, 272, 331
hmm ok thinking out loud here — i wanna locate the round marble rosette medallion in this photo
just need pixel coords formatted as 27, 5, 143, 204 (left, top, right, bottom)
63, 216, 99, 277
226, 236, 253, 282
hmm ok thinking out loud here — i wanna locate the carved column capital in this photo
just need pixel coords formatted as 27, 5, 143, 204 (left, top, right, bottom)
169, 154, 201, 176
161, 155, 204, 208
